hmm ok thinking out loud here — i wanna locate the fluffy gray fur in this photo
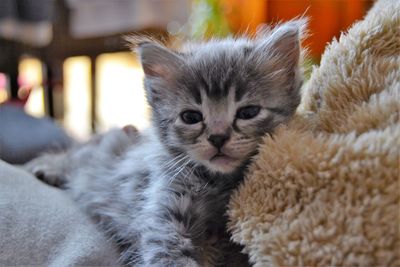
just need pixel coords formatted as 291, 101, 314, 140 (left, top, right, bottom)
25, 19, 306, 267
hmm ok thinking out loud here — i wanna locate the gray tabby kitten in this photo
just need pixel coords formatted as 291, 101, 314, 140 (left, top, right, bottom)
25, 20, 305, 266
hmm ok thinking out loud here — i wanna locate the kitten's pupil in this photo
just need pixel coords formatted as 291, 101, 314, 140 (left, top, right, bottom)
181, 110, 203, 124
236, 106, 261, 120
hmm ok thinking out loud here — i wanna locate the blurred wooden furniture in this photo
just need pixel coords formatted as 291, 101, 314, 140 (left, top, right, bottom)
0, 0, 175, 132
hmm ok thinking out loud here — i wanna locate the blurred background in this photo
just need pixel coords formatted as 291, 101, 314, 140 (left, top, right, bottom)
0, 0, 374, 163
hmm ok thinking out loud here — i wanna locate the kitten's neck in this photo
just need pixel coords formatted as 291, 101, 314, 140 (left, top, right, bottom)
193, 161, 249, 189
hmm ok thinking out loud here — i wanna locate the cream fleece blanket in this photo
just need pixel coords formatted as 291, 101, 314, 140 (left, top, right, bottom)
228, 0, 400, 266
0, 160, 120, 266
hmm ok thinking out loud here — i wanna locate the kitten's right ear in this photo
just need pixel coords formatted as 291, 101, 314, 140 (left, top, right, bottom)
255, 18, 307, 70
137, 42, 184, 80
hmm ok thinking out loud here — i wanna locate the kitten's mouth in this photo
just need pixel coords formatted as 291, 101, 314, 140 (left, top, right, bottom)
210, 152, 236, 164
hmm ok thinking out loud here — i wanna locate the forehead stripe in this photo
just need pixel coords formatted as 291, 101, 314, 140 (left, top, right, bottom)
204, 72, 236, 101
190, 87, 202, 104
235, 79, 247, 102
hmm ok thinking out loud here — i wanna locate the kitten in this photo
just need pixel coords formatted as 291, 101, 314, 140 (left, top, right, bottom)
25, 20, 306, 266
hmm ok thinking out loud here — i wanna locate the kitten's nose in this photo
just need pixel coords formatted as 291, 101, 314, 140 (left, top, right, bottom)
208, 134, 230, 149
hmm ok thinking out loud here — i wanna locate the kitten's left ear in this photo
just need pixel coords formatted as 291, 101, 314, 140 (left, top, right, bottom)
137, 42, 184, 80
255, 18, 307, 70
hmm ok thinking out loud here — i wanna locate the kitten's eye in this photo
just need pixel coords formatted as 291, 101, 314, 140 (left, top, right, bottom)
236, 106, 261, 120
181, 110, 203, 124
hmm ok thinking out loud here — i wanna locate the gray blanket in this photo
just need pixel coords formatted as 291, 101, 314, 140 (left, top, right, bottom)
0, 160, 120, 266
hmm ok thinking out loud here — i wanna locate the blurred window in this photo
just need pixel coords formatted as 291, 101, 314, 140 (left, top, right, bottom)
19, 57, 45, 117
96, 52, 149, 133
62, 52, 149, 140
0, 73, 9, 104
63, 56, 91, 140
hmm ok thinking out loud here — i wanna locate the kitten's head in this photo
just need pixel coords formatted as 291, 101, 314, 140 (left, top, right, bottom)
136, 20, 306, 174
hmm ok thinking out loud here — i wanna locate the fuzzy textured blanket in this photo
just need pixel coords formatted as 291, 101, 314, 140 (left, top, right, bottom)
0, 161, 120, 266
228, 0, 400, 266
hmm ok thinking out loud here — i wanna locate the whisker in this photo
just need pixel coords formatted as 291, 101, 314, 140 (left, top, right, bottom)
163, 155, 188, 173
163, 156, 188, 175
156, 154, 190, 185
162, 154, 186, 169
167, 158, 191, 185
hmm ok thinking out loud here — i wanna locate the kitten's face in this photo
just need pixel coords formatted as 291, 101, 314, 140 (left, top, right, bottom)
137, 20, 305, 174
172, 84, 280, 174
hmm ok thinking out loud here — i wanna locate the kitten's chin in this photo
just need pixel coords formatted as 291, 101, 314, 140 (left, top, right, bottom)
204, 154, 241, 174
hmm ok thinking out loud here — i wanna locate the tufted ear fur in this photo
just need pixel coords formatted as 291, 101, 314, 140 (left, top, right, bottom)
137, 42, 185, 80
254, 19, 307, 72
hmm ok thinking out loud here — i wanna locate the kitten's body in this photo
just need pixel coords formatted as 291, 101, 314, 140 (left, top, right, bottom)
25, 20, 306, 266
27, 127, 247, 266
